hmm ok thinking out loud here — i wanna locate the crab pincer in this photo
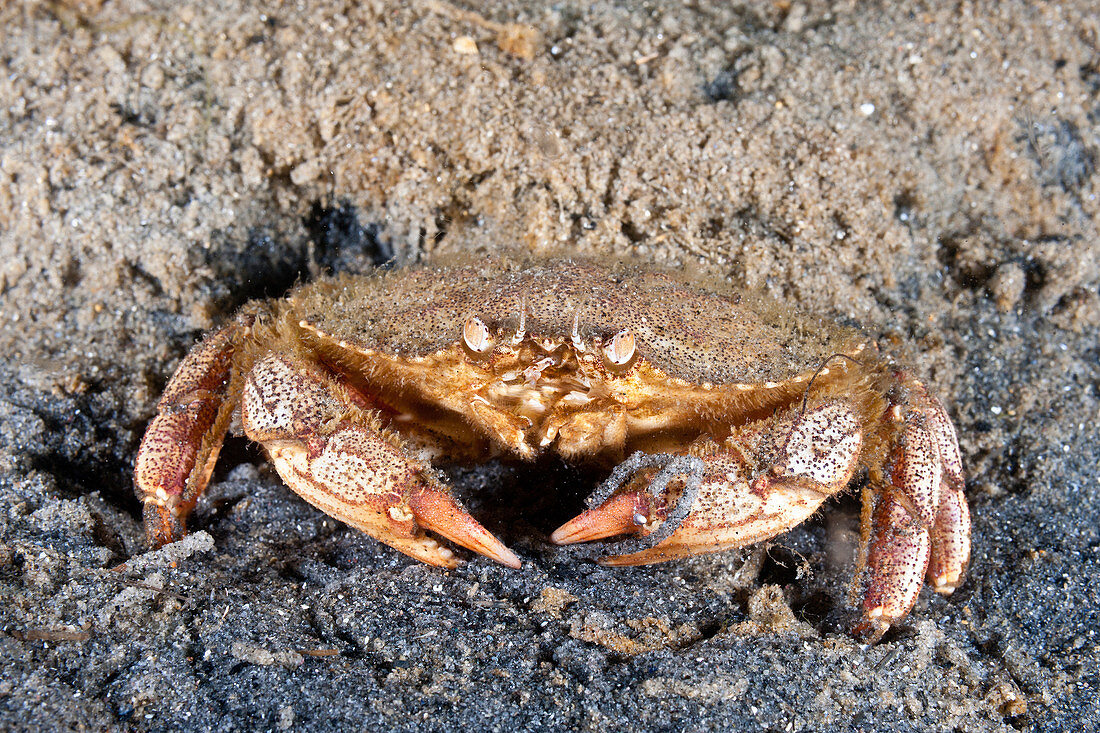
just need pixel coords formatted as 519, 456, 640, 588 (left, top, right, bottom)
240, 354, 520, 568
138, 342, 518, 568
551, 401, 864, 566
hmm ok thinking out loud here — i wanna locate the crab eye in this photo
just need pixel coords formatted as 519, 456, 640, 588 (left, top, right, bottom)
462, 316, 493, 356
601, 328, 636, 368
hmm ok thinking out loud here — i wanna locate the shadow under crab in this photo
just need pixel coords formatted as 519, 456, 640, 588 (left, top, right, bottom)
135, 255, 969, 640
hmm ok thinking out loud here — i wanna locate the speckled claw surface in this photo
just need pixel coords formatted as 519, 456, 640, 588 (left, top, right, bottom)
139, 346, 519, 569
134, 257, 968, 636
552, 401, 864, 566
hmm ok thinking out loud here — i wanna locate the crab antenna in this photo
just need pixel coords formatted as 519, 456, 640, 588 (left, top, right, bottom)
799, 353, 864, 415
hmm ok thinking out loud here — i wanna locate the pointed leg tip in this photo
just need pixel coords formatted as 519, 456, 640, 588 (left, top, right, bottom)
853, 620, 888, 644
142, 501, 183, 549
854, 607, 891, 643
931, 575, 962, 595
929, 562, 966, 594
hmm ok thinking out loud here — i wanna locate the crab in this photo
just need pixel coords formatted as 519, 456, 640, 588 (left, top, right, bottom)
135, 256, 969, 639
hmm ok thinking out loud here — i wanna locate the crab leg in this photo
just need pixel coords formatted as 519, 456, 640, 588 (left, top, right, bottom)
242, 355, 520, 569
927, 483, 970, 592
854, 421, 939, 640
914, 388, 970, 593
135, 319, 245, 547
552, 402, 864, 566
855, 381, 970, 640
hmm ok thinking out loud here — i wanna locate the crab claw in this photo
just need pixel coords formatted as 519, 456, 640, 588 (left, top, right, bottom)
263, 434, 521, 569
553, 402, 864, 566
406, 488, 521, 568
549, 492, 642, 544
243, 354, 519, 569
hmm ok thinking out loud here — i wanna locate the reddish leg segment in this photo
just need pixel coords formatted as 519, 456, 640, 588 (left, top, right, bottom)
856, 379, 970, 640
918, 389, 970, 593
135, 321, 244, 547
855, 421, 939, 639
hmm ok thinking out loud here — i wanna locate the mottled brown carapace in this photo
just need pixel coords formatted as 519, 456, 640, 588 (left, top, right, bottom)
135, 255, 969, 640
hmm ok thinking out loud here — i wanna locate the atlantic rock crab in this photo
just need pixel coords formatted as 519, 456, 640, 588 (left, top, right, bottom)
135, 256, 970, 639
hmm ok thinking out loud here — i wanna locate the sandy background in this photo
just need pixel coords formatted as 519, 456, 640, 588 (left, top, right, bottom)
1, 0, 1098, 730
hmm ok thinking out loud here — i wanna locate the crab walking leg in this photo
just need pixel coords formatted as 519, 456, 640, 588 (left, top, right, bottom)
242, 355, 520, 569
135, 321, 243, 547
927, 483, 970, 593
854, 494, 931, 640
855, 421, 942, 640
552, 402, 864, 566
911, 386, 971, 593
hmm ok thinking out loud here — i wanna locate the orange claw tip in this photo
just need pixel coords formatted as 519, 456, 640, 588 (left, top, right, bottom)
549, 492, 642, 545
406, 489, 521, 569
